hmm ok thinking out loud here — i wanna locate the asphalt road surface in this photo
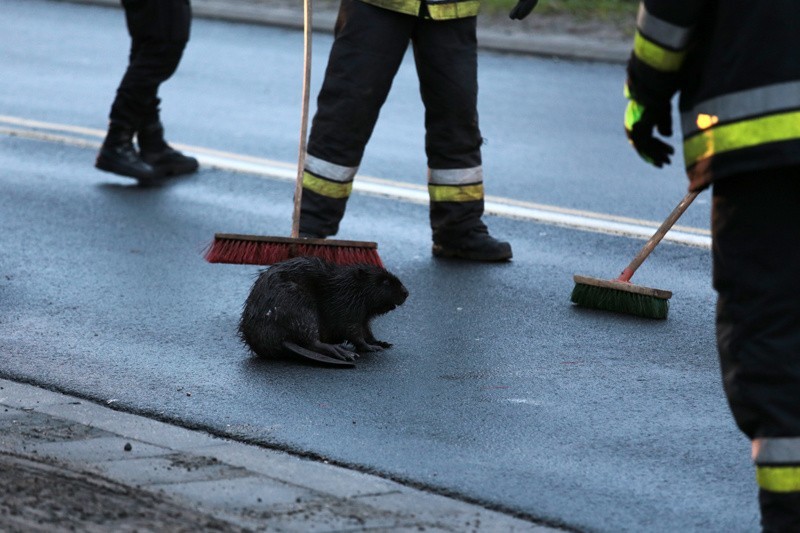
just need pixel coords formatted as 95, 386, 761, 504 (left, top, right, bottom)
0, 1, 757, 532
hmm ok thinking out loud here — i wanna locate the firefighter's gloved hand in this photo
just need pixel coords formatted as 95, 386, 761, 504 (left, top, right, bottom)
624, 87, 674, 168
509, 0, 539, 20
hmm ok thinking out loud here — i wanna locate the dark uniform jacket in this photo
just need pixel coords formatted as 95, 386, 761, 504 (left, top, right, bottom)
359, 0, 478, 19
627, 0, 800, 190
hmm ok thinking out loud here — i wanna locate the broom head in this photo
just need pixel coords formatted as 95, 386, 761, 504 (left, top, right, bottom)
204, 233, 383, 267
571, 274, 671, 319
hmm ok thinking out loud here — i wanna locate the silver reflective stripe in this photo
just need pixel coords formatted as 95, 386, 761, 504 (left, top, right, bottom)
428, 166, 483, 185
681, 81, 800, 136
755, 437, 800, 465
637, 3, 692, 50
304, 154, 358, 183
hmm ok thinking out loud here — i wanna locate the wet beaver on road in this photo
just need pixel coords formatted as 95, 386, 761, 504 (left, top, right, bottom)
239, 256, 409, 364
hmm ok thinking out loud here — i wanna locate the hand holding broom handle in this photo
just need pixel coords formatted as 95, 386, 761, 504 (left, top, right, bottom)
291, 0, 313, 239
617, 190, 700, 283
204, 0, 382, 266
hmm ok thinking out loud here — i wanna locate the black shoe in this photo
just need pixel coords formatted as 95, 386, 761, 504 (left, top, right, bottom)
140, 147, 199, 177
138, 120, 198, 177
95, 125, 161, 182
432, 226, 512, 262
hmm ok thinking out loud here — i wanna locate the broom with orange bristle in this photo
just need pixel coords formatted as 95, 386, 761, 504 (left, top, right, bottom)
204, 0, 382, 268
571, 190, 699, 319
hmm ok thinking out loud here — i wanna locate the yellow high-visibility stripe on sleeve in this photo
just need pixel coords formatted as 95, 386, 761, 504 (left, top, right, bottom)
633, 31, 686, 72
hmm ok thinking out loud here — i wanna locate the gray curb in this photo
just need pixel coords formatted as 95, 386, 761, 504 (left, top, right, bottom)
0, 378, 566, 531
55, 0, 630, 63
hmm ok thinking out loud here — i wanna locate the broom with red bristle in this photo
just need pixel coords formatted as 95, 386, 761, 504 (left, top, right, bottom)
204, 0, 382, 268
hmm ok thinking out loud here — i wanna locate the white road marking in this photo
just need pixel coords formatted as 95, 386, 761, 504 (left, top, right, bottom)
0, 114, 711, 249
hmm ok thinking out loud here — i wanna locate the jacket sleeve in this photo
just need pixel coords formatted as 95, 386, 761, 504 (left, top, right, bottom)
626, 0, 708, 106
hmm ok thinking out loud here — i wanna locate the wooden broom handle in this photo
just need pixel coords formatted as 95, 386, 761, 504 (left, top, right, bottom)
291, 0, 312, 239
618, 190, 700, 282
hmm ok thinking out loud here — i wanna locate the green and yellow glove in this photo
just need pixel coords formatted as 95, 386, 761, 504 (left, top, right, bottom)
624, 83, 674, 168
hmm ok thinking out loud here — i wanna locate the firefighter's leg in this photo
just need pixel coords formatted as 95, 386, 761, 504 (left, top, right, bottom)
97, 0, 192, 180
412, 16, 511, 261
130, 0, 196, 175
300, 0, 413, 237
712, 167, 800, 532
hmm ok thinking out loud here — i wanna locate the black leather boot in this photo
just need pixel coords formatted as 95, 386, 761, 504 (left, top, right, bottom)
138, 121, 198, 177
760, 489, 800, 533
95, 122, 161, 182
432, 224, 513, 261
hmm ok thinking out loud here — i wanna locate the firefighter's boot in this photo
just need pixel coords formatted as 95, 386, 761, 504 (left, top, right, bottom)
760, 490, 800, 533
95, 122, 161, 182
432, 224, 512, 262
138, 121, 198, 177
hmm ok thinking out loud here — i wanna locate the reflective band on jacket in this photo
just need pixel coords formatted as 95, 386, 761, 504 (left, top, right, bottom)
359, 0, 479, 19
303, 171, 353, 199
360, 0, 419, 16
681, 81, 800, 137
428, 166, 483, 185
305, 154, 358, 183
427, 0, 480, 19
757, 467, 800, 493
683, 110, 800, 168
636, 4, 692, 49
428, 183, 484, 202
633, 31, 686, 72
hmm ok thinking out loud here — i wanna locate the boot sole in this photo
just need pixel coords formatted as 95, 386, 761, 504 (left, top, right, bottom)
432, 244, 512, 262
95, 155, 162, 182
157, 162, 199, 177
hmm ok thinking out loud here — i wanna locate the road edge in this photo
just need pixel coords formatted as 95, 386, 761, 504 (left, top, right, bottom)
51, 0, 630, 63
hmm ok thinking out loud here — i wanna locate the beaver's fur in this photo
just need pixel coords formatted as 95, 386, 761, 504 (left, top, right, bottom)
239, 256, 408, 362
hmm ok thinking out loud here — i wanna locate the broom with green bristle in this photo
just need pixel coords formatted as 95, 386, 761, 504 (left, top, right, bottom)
571, 190, 699, 319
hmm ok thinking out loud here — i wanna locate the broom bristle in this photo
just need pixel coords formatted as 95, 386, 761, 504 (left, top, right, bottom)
571, 281, 670, 319
204, 235, 383, 267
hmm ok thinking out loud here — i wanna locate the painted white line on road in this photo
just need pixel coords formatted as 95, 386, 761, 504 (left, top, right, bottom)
0, 115, 712, 249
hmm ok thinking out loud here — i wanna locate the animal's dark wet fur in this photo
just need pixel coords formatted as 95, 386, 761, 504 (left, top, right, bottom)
239, 257, 409, 362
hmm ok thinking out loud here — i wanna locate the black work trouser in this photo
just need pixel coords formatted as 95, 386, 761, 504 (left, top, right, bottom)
108, 0, 191, 130
301, 0, 484, 237
712, 166, 800, 532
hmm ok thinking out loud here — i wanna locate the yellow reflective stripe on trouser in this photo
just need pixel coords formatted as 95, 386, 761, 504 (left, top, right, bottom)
757, 466, 800, 493
753, 438, 800, 493
427, 0, 480, 19
633, 31, 686, 72
683, 110, 800, 168
428, 183, 484, 202
302, 171, 353, 199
